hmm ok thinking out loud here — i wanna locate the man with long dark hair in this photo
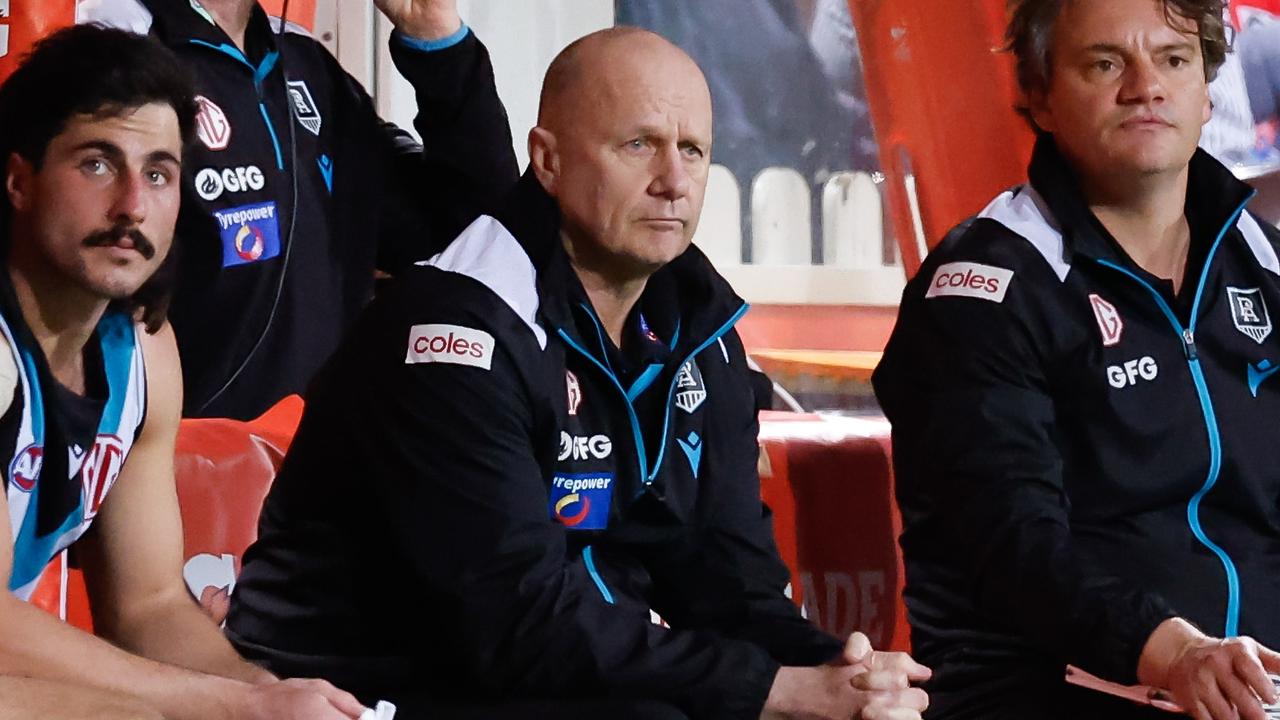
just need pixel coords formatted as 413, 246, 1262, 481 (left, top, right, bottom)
0, 25, 368, 720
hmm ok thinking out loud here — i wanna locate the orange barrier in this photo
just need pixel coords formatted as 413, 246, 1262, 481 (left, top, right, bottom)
0, 1, 316, 86
0, 1, 75, 81
850, 0, 1034, 276
259, 0, 316, 31
28, 396, 306, 628
760, 411, 908, 653
737, 305, 898, 355
751, 349, 881, 384
29, 399, 909, 656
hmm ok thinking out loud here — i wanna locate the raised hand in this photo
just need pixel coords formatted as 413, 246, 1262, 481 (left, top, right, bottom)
371, 0, 462, 41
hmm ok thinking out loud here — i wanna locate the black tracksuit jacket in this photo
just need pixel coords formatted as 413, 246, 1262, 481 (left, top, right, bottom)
873, 136, 1280, 718
226, 173, 841, 718
93, 0, 517, 419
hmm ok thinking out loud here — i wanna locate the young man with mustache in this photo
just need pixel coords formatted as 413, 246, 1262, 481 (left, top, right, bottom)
0, 25, 369, 720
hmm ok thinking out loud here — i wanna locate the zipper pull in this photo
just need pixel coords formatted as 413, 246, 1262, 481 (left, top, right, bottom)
1182, 328, 1198, 360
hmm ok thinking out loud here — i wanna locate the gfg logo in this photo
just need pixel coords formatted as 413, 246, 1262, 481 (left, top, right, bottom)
558, 432, 612, 461
195, 165, 265, 201
1106, 356, 1158, 389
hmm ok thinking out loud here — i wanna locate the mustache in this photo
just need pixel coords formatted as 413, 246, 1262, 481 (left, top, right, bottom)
82, 225, 156, 260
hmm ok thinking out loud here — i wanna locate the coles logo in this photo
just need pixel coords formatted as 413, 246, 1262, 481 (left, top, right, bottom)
1089, 294, 1123, 346
9, 444, 42, 493
925, 261, 1014, 303
405, 324, 495, 370
194, 95, 231, 151
81, 434, 125, 521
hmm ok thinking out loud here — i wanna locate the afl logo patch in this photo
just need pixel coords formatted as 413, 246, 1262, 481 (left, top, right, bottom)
9, 444, 42, 493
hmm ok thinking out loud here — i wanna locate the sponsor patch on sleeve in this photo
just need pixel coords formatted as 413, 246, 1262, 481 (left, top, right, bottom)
924, 261, 1014, 303
405, 324, 495, 370
549, 473, 614, 530
214, 201, 280, 268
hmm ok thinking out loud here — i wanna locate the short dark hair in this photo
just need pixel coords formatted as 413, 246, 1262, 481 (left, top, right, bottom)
1005, 0, 1230, 124
0, 24, 199, 333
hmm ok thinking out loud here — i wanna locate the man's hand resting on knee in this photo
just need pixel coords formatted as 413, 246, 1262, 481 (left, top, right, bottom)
1139, 617, 1280, 720
761, 632, 931, 720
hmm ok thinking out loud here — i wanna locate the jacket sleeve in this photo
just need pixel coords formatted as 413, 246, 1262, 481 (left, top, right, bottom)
645, 331, 844, 667
872, 243, 1177, 684
330, 29, 518, 271
356, 294, 783, 720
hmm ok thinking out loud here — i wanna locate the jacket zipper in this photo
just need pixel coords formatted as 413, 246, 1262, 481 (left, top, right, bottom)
1091, 197, 1251, 636
554, 301, 749, 487
188, 40, 286, 171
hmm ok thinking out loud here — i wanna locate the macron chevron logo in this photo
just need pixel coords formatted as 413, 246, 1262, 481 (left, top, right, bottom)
677, 431, 702, 478
1248, 359, 1280, 398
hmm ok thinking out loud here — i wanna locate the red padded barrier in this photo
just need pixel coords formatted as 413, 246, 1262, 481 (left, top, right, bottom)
759, 412, 909, 653
173, 400, 301, 625
27, 396, 306, 629
29, 400, 910, 656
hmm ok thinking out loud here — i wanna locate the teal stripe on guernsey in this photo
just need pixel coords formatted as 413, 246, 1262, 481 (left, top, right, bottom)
7, 335, 53, 592
97, 313, 136, 435
7, 312, 139, 594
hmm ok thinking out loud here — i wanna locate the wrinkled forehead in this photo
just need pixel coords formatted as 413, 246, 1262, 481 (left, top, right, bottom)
584, 52, 713, 139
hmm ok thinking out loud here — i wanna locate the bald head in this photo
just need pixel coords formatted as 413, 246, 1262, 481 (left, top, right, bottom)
528, 26, 714, 288
537, 27, 710, 132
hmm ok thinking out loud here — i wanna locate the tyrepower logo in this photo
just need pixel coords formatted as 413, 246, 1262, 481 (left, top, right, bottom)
405, 324, 495, 370
924, 261, 1014, 303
